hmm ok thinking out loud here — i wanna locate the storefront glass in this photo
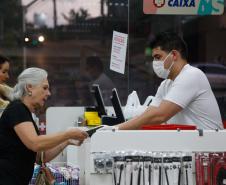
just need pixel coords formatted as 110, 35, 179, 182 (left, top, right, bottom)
0, 0, 225, 122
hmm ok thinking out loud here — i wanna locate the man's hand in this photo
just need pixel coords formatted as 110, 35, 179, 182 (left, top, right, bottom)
99, 125, 119, 131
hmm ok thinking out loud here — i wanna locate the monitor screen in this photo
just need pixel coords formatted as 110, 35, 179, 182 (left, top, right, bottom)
91, 84, 107, 116
111, 88, 125, 123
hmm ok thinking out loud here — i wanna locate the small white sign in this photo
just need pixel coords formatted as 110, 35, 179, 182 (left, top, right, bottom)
110, 31, 128, 74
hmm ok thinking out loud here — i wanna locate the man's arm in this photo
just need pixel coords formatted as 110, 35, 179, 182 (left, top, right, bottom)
118, 100, 182, 130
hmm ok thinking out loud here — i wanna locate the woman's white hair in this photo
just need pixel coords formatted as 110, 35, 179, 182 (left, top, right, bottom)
12, 67, 48, 100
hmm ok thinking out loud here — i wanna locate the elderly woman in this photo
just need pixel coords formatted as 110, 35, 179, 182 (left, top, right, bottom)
0, 67, 88, 185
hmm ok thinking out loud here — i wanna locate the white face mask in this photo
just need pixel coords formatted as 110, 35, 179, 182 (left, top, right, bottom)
152, 52, 174, 79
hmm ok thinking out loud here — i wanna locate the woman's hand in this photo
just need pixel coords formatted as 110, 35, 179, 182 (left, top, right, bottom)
67, 128, 88, 141
67, 139, 84, 146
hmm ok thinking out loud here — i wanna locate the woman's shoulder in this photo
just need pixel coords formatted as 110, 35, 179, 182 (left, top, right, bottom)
6, 100, 26, 110
1, 100, 30, 120
9, 99, 22, 105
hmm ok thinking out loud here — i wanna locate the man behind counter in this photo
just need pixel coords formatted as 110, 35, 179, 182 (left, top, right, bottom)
117, 31, 223, 130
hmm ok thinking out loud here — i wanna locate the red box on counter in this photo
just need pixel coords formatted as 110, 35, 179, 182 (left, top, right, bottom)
141, 124, 197, 130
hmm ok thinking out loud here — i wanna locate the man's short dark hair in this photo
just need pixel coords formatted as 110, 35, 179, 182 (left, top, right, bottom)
0, 55, 10, 65
150, 32, 188, 60
86, 56, 103, 71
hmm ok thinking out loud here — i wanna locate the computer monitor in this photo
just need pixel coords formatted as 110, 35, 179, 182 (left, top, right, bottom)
110, 88, 125, 123
91, 84, 107, 116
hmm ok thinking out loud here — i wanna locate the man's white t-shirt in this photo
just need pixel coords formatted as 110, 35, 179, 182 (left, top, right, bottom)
150, 64, 223, 129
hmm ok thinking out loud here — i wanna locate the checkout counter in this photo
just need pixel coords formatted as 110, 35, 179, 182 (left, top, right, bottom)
46, 106, 226, 185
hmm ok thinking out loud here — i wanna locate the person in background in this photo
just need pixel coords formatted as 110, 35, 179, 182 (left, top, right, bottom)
117, 31, 223, 130
0, 67, 88, 185
85, 56, 115, 105
0, 55, 12, 109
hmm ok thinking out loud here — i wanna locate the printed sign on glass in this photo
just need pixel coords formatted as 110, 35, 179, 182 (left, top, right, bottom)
110, 31, 128, 74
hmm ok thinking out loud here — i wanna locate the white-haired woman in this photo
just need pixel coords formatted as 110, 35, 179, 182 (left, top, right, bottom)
0, 67, 88, 185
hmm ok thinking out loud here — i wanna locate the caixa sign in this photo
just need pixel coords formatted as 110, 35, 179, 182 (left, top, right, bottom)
168, 0, 195, 7
153, 0, 195, 7
143, 0, 224, 15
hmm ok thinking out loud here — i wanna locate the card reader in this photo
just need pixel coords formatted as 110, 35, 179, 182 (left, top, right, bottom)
86, 125, 104, 137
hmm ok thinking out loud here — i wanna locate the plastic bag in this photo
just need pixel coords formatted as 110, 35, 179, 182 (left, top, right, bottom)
123, 91, 153, 120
